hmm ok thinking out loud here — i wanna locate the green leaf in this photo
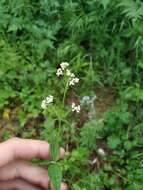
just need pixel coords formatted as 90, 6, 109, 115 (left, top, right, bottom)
48, 163, 62, 190
107, 136, 121, 149
99, 0, 110, 9
117, 0, 143, 22
50, 133, 60, 161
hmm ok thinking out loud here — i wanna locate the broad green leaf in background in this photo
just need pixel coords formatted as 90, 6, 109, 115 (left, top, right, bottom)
48, 163, 62, 190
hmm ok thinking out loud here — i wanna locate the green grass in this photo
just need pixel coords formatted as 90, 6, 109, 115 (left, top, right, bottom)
0, 0, 143, 189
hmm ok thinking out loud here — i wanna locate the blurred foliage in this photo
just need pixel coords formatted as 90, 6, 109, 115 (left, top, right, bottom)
0, 0, 143, 189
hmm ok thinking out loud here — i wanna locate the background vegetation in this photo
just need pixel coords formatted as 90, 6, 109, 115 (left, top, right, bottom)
0, 0, 143, 189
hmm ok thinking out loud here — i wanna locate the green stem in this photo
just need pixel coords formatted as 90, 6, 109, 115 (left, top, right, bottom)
62, 80, 69, 107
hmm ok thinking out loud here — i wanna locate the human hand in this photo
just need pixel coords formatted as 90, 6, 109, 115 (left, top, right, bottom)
0, 138, 67, 190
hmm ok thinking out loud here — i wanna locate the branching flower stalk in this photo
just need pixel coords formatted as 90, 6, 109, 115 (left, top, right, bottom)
41, 62, 80, 190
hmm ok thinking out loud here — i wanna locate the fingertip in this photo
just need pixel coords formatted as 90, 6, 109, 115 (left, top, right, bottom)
60, 148, 65, 159
61, 183, 68, 190
51, 182, 67, 190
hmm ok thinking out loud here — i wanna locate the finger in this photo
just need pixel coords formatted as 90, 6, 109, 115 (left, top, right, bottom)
0, 161, 49, 189
0, 138, 65, 167
51, 183, 68, 190
0, 161, 67, 190
0, 179, 42, 190
61, 183, 68, 190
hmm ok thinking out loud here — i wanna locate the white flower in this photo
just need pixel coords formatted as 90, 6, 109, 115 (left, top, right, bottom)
66, 69, 76, 78
60, 62, 69, 70
46, 95, 53, 104
76, 105, 81, 113
71, 102, 81, 113
70, 73, 75, 78
74, 77, 79, 83
41, 95, 53, 109
71, 102, 76, 109
56, 68, 63, 77
66, 69, 72, 76
69, 77, 79, 86
98, 148, 106, 156
41, 100, 47, 109
69, 78, 75, 86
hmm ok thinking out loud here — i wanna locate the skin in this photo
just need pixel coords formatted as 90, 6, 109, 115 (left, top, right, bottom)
0, 138, 67, 190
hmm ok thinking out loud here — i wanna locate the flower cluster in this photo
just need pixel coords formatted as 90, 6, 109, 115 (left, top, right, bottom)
56, 62, 79, 86
56, 62, 69, 77
41, 62, 81, 113
71, 102, 81, 113
41, 95, 53, 109
60, 62, 69, 70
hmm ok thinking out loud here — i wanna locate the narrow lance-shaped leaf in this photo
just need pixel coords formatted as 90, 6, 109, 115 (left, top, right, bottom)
48, 163, 62, 190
